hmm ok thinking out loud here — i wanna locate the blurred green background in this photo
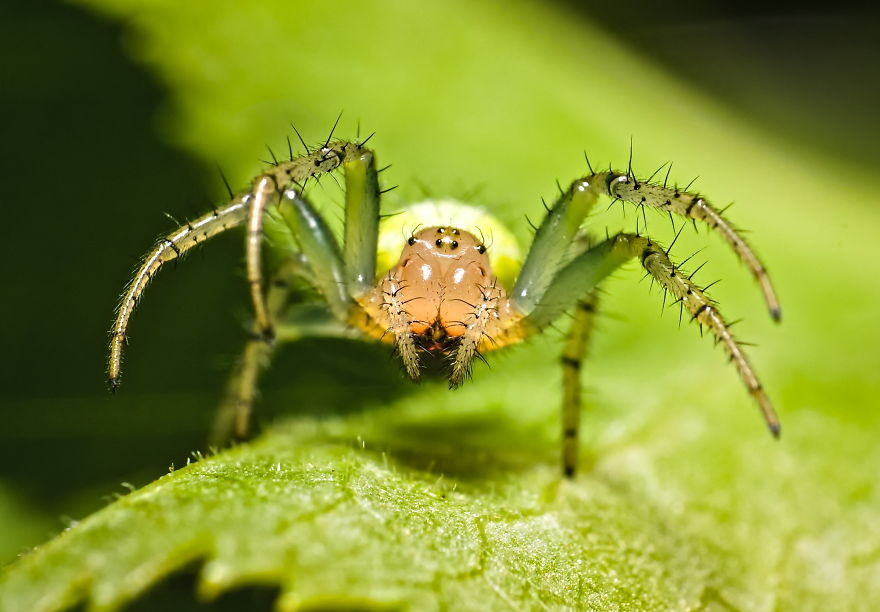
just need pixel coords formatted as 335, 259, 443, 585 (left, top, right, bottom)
2, 0, 879, 608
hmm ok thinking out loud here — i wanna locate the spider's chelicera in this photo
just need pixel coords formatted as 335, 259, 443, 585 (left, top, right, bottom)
108, 130, 781, 477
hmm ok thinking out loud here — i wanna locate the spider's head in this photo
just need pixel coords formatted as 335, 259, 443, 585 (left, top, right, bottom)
358, 200, 522, 385
397, 226, 493, 347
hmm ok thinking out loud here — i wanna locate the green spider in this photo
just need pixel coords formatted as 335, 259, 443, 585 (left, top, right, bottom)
108, 129, 781, 477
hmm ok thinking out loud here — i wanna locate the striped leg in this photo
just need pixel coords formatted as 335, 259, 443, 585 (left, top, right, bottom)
561, 294, 599, 477
534, 232, 779, 439
599, 169, 781, 320
108, 198, 250, 390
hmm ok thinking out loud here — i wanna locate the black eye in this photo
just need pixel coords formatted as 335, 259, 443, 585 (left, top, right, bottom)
435, 239, 443, 247
437, 228, 445, 234
477, 245, 486, 254
451, 240, 458, 249
451, 228, 459, 235
407, 237, 416, 246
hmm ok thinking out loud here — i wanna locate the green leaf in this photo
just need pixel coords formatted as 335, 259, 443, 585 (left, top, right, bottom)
0, 385, 714, 611
3, 0, 879, 610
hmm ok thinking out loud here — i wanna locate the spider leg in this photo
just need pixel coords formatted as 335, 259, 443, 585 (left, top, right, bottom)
598, 170, 781, 320
246, 177, 280, 338
211, 299, 353, 445
110, 139, 380, 397
275, 188, 352, 319
512, 178, 605, 313
525, 232, 780, 446
341, 149, 381, 296
211, 256, 301, 444
108, 198, 250, 390
561, 294, 599, 477
244, 141, 380, 339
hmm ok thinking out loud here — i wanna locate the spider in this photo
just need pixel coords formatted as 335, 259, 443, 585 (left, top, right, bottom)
108, 127, 781, 477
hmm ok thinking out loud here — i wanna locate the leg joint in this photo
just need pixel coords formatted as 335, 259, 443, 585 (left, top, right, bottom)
561, 355, 581, 369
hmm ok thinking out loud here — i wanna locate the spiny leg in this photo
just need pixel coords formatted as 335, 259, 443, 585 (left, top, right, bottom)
212, 328, 275, 444
561, 294, 599, 477
596, 168, 781, 320
244, 140, 380, 339
215, 182, 362, 441
108, 198, 250, 390
525, 232, 780, 438
633, 233, 780, 434
512, 178, 605, 313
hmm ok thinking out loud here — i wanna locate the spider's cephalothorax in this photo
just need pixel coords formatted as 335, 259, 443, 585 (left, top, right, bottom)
108, 134, 782, 477
358, 225, 520, 385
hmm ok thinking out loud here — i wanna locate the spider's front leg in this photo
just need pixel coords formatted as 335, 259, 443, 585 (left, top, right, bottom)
108, 140, 377, 391
502, 172, 779, 476
109, 198, 251, 390
213, 142, 385, 442
245, 141, 380, 339
529, 230, 779, 475
598, 167, 781, 320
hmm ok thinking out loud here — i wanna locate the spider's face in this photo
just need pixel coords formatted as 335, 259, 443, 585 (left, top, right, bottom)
394, 226, 495, 350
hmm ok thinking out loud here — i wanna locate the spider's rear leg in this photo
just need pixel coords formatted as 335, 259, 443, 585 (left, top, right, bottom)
108, 198, 251, 390
210, 278, 352, 445
211, 257, 298, 444
561, 294, 599, 477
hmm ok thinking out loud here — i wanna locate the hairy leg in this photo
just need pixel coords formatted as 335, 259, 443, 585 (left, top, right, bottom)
596, 168, 780, 320
210, 258, 295, 445
510, 168, 779, 322
109, 138, 377, 390
561, 294, 599, 477
245, 140, 379, 340
527, 232, 779, 439
246, 177, 280, 338
109, 198, 250, 390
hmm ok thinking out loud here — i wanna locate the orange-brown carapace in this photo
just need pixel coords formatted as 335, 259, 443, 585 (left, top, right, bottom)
357, 225, 521, 379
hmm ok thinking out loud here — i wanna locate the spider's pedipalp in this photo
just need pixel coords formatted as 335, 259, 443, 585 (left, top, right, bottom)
449, 280, 503, 388
108, 197, 251, 389
381, 272, 420, 380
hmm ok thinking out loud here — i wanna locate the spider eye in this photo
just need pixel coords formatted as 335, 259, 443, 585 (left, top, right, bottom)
477, 245, 486, 254
451, 240, 458, 249
408, 236, 416, 246
435, 239, 443, 247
